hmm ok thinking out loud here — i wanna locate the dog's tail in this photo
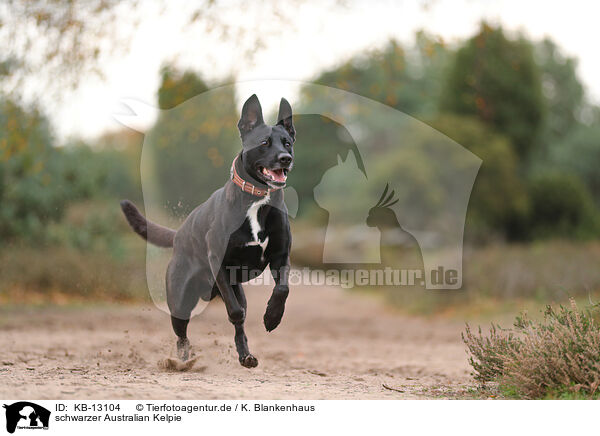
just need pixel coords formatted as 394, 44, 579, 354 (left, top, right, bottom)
120, 200, 175, 248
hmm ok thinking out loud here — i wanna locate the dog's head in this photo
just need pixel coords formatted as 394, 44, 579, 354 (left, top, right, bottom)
237, 94, 295, 189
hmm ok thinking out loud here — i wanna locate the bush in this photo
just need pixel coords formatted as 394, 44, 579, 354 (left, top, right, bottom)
463, 299, 600, 398
0, 198, 148, 302
548, 124, 600, 206
432, 115, 529, 241
0, 99, 66, 242
528, 171, 599, 239
0, 98, 140, 244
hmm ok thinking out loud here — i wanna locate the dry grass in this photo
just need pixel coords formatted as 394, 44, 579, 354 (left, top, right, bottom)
378, 240, 600, 315
0, 243, 148, 303
463, 299, 600, 398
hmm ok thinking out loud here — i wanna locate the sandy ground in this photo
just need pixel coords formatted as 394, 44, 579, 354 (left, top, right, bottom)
0, 284, 475, 399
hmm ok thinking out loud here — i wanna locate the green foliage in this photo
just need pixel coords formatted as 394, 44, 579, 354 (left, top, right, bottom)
547, 124, 600, 205
158, 66, 210, 110
432, 115, 529, 241
0, 99, 66, 242
54, 143, 138, 202
288, 115, 364, 222
312, 32, 449, 117
528, 171, 598, 239
440, 23, 545, 159
0, 97, 141, 244
150, 68, 239, 217
436, 25, 598, 240
3, 24, 600, 304
464, 300, 600, 399
299, 28, 600, 242
47, 201, 127, 255
534, 38, 585, 143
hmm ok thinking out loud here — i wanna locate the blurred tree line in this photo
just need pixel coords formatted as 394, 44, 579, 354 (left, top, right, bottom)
304, 24, 600, 242
150, 67, 239, 217
0, 98, 141, 246
2, 21, 600, 254
0, 98, 145, 298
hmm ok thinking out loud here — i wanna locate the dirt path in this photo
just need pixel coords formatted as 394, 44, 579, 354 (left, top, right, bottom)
0, 284, 474, 399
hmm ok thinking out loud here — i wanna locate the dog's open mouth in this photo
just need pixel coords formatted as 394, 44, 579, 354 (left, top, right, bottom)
258, 166, 288, 186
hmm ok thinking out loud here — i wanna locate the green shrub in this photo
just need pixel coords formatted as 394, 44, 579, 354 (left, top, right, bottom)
0, 99, 66, 242
432, 114, 529, 242
0, 98, 140, 244
547, 124, 600, 206
463, 299, 600, 398
528, 171, 599, 239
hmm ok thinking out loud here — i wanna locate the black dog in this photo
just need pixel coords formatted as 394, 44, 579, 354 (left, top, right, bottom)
120, 95, 294, 368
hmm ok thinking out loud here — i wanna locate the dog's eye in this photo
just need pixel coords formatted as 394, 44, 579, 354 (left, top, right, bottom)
260, 139, 269, 146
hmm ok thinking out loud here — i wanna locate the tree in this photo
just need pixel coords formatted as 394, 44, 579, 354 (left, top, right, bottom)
148, 67, 239, 217
0, 0, 340, 98
528, 171, 598, 239
158, 67, 209, 110
547, 124, 600, 206
534, 38, 585, 143
312, 32, 450, 118
440, 23, 545, 159
432, 115, 529, 241
0, 99, 64, 241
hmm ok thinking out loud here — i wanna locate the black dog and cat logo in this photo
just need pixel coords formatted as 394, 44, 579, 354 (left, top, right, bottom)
3, 402, 50, 433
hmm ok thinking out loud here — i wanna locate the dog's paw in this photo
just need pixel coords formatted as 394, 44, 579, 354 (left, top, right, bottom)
264, 286, 288, 331
263, 303, 285, 332
159, 356, 200, 372
240, 354, 259, 368
177, 337, 190, 361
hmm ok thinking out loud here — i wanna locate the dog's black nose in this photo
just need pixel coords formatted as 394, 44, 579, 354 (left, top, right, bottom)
278, 153, 292, 166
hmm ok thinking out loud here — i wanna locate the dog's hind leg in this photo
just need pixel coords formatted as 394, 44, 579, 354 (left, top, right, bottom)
232, 283, 258, 368
171, 316, 191, 361
166, 255, 201, 361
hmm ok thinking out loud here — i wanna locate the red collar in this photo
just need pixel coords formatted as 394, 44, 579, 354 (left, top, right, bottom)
230, 156, 280, 197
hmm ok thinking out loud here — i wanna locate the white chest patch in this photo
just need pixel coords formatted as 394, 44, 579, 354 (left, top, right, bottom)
246, 194, 270, 253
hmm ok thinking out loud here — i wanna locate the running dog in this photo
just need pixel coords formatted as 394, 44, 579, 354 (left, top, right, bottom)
120, 95, 294, 368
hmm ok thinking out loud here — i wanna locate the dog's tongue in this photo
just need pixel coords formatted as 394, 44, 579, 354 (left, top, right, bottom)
266, 168, 286, 182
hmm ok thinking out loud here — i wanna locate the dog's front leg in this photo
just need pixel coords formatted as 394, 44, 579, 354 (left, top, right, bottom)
264, 252, 290, 332
232, 284, 258, 368
206, 231, 244, 324
206, 231, 257, 368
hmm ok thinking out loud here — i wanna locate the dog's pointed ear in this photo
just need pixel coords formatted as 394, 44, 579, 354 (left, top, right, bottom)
277, 97, 295, 141
238, 94, 264, 137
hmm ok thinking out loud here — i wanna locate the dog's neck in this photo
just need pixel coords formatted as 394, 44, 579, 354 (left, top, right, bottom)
231, 154, 277, 197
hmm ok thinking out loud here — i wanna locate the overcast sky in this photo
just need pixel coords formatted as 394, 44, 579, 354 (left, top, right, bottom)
51, 0, 600, 141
